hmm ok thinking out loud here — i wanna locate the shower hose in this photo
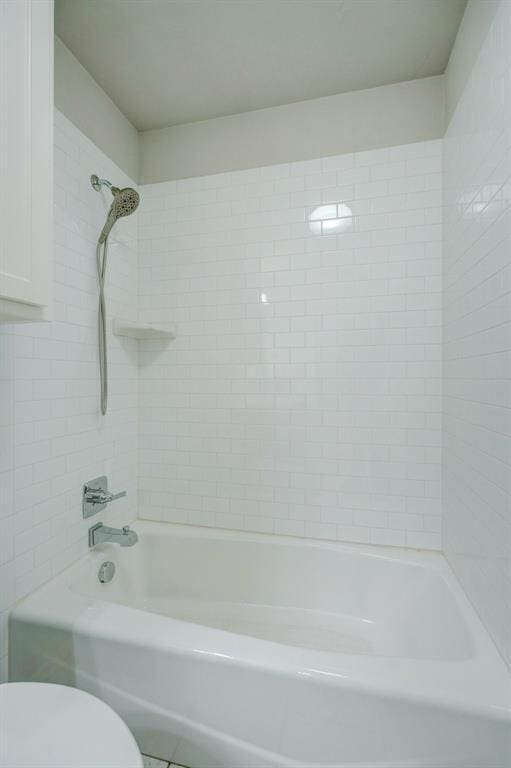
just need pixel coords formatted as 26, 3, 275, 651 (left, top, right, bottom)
96, 239, 109, 415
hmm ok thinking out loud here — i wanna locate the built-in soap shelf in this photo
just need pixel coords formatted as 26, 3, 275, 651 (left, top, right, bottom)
112, 318, 176, 340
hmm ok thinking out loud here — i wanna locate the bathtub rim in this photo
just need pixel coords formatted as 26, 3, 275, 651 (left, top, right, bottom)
9, 520, 511, 723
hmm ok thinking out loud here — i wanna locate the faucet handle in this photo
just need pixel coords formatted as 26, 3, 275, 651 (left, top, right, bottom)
84, 488, 109, 504
83, 476, 127, 519
85, 488, 126, 504
110, 491, 127, 502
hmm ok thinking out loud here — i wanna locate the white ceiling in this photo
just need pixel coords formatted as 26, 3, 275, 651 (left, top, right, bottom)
55, 0, 467, 132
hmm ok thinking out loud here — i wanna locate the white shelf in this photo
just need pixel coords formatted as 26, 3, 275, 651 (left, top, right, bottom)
112, 319, 176, 340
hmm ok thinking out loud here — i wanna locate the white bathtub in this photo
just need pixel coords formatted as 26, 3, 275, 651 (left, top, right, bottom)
9, 521, 511, 767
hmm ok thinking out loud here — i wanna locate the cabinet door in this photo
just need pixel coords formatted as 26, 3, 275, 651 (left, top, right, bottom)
0, 0, 53, 317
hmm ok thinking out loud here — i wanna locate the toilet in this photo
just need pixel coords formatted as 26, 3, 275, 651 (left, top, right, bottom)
0, 682, 143, 768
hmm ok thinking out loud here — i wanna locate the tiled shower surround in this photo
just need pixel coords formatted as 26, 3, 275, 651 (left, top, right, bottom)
1, 23, 508, 682
0, 111, 139, 679
443, 0, 511, 668
138, 141, 443, 549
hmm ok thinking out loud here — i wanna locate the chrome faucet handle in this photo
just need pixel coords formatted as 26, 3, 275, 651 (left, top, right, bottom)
108, 490, 127, 502
84, 488, 107, 504
83, 476, 127, 519
84, 488, 126, 504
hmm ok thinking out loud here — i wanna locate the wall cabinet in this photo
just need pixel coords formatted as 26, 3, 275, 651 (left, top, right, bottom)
0, 0, 53, 322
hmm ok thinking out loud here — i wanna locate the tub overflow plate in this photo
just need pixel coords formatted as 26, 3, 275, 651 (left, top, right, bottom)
98, 561, 115, 583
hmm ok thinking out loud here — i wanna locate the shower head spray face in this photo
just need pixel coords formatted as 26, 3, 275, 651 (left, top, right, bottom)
112, 187, 139, 218
98, 187, 140, 244
91, 176, 140, 244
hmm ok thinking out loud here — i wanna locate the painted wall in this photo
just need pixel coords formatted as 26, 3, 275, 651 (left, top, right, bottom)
445, 0, 500, 121
0, 111, 139, 680
139, 77, 445, 183
56, 33, 446, 189
137, 140, 442, 548
54, 37, 139, 181
443, 0, 511, 667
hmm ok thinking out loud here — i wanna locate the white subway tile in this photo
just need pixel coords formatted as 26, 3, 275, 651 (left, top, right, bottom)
0, 112, 139, 675
443, 0, 511, 668
138, 141, 442, 552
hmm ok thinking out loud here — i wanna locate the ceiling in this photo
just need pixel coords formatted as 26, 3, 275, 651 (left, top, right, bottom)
55, 0, 467, 132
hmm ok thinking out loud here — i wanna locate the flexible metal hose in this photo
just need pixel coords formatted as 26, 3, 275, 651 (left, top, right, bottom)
96, 239, 109, 415
91, 175, 139, 416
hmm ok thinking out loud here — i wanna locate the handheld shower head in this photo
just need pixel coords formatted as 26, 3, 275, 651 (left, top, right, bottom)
98, 187, 140, 244
91, 175, 141, 416
91, 175, 140, 244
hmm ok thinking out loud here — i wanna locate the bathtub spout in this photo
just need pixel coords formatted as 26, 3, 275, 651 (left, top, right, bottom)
88, 522, 138, 548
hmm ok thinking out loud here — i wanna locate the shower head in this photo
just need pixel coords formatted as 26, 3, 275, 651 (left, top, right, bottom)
91, 175, 140, 244
98, 187, 139, 244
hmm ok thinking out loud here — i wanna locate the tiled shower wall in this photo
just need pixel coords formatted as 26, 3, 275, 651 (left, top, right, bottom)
0, 111, 139, 680
443, 0, 511, 668
138, 141, 442, 549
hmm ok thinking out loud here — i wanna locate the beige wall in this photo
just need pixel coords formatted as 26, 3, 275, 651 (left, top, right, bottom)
54, 1, 501, 185
54, 37, 139, 181
139, 76, 445, 183
445, 0, 500, 122
59, 0, 497, 188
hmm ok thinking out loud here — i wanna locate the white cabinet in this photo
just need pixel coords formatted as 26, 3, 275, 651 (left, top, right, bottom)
0, 0, 53, 322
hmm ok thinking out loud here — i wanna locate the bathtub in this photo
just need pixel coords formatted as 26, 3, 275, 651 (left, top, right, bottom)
9, 521, 511, 767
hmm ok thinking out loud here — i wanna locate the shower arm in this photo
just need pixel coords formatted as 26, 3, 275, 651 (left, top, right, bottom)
91, 175, 120, 194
